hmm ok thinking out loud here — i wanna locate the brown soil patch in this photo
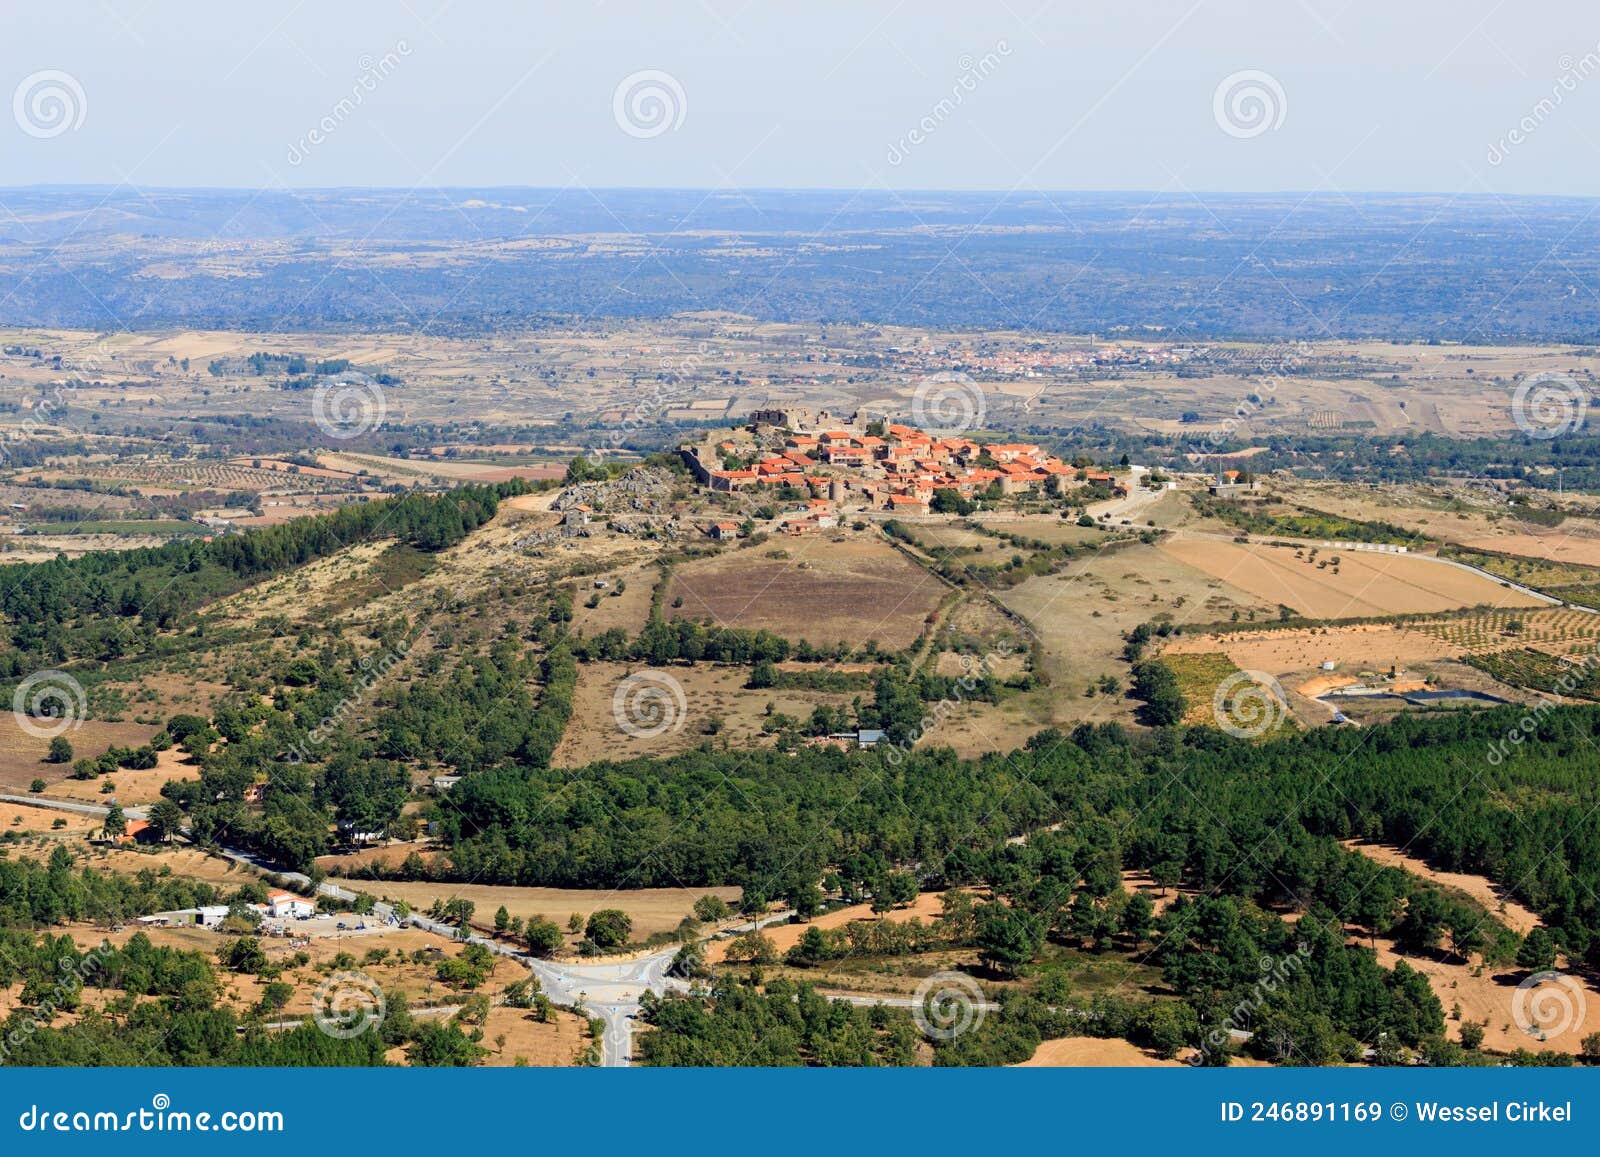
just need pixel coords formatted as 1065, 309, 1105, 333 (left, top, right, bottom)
667, 536, 941, 649
1365, 934, 1600, 1054
551, 660, 858, 767
1163, 621, 1465, 673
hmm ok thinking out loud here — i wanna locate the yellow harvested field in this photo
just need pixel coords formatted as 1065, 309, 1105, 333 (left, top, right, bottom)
48, 747, 199, 807
326, 878, 739, 940
1014, 1036, 1184, 1067
1161, 622, 1465, 672
478, 1004, 591, 1067
1158, 536, 1543, 619
1460, 532, 1600, 568
0, 799, 99, 838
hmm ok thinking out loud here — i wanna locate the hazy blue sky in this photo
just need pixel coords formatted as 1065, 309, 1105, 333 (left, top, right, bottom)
4, 1, 1599, 195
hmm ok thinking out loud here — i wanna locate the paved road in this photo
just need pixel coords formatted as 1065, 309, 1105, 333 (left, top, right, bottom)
0, 805, 888, 1067
0, 794, 147, 820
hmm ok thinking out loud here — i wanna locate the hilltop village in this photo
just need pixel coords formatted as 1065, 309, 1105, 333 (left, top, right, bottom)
680, 408, 1138, 528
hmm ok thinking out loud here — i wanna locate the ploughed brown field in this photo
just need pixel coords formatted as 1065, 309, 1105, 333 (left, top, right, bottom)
666, 536, 942, 649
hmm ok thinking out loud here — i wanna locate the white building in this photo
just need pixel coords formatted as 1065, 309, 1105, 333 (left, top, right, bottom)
265, 890, 316, 919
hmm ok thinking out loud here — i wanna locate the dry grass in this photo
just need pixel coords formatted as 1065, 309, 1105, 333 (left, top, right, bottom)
0, 716, 159, 793
324, 877, 739, 940
551, 660, 859, 766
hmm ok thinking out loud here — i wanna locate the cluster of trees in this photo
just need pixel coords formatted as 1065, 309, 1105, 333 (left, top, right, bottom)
639, 979, 923, 1066
1130, 661, 1187, 725
156, 629, 573, 871
0, 846, 224, 927
0, 481, 529, 664
0, 934, 483, 1067
569, 619, 799, 666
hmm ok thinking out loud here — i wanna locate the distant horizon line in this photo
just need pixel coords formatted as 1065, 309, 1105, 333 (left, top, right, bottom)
2, 183, 1597, 201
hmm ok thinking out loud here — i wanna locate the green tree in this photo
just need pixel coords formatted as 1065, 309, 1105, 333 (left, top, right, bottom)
1517, 927, 1557, 972
47, 736, 73, 763
585, 908, 633, 949
102, 802, 127, 841
148, 798, 185, 843
975, 902, 1042, 976
525, 917, 564, 958
692, 895, 730, 923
